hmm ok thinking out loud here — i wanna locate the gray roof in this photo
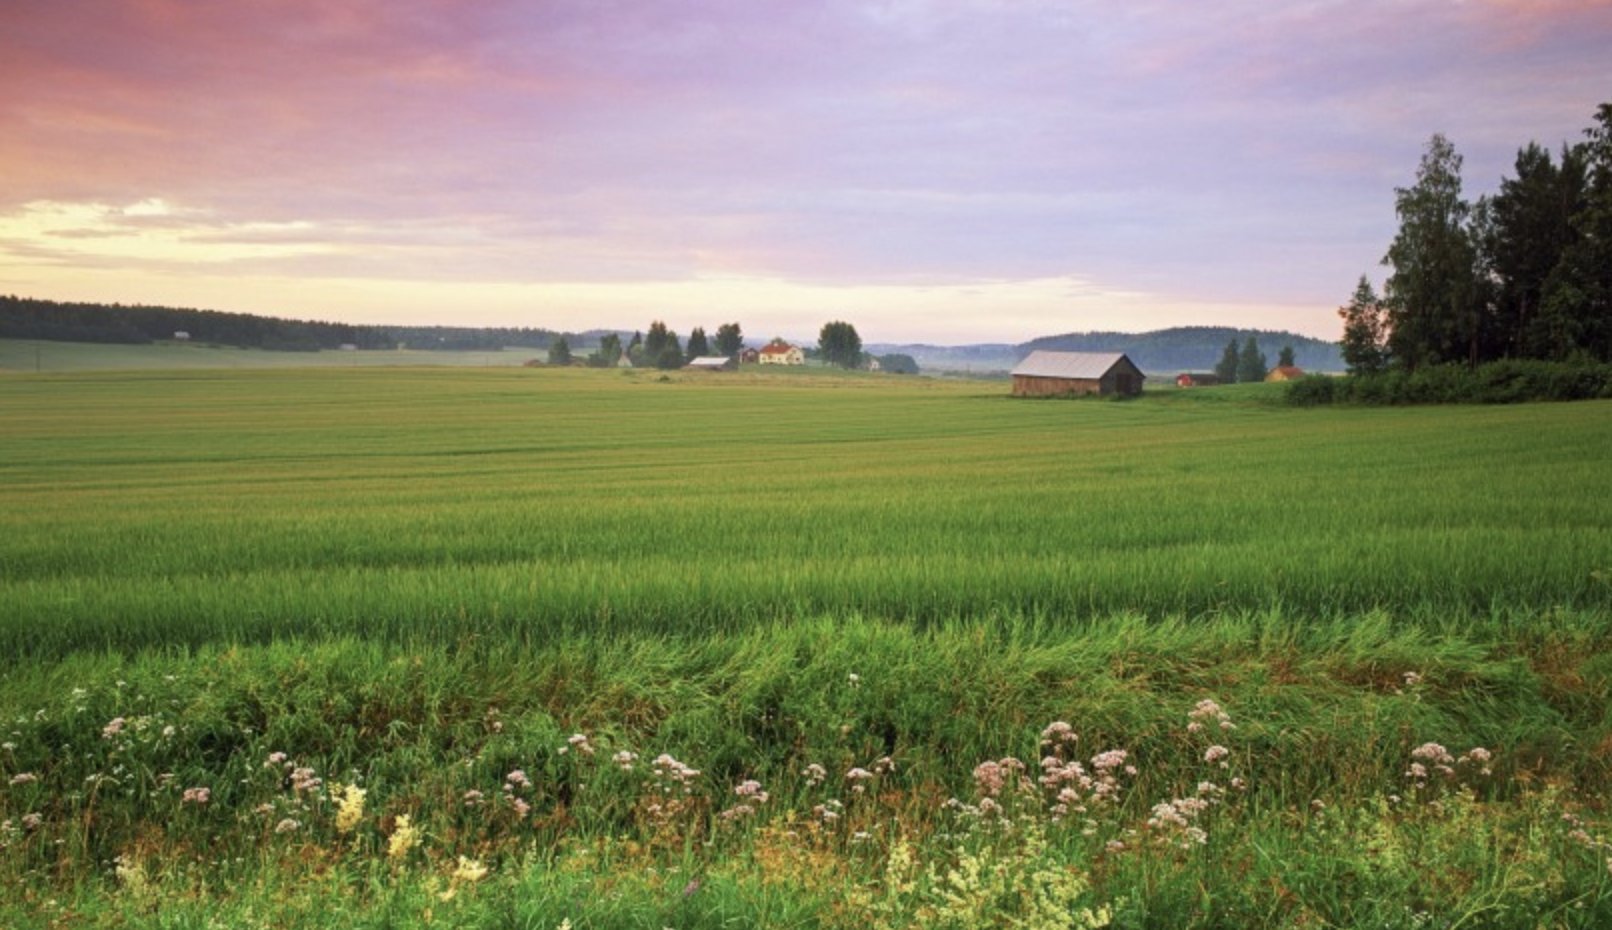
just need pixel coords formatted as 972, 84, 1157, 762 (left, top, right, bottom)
685, 356, 733, 369
1010, 351, 1141, 380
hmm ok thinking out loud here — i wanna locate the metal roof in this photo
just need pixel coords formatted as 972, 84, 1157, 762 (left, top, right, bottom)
1010, 351, 1139, 379
685, 356, 733, 368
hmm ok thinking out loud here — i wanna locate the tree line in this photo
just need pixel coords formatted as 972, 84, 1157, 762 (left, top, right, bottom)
0, 295, 586, 353
1340, 101, 1612, 375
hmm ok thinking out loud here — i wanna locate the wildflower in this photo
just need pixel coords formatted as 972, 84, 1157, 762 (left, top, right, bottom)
873, 755, 897, 776
1041, 720, 1078, 749
504, 769, 531, 791
566, 733, 595, 756
847, 672, 861, 688
1204, 745, 1230, 766
181, 786, 210, 805
801, 762, 827, 786
264, 752, 288, 768
331, 783, 366, 833
290, 767, 321, 793
463, 789, 485, 808
102, 717, 126, 739
511, 797, 531, 818
1188, 699, 1234, 732
847, 767, 874, 794
734, 779, 769, 803
8, 773, 37, 786
21, 813, 43, 830
613, 750, 638, 770
387, 814, 420, 861
452, 856, 488, 883
274, 818, 301, 834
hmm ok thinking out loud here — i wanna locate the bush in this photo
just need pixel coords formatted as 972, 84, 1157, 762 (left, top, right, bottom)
1288, 360, 1612, 406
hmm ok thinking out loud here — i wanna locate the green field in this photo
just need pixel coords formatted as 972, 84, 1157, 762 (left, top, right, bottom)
3, 363, 1611, 928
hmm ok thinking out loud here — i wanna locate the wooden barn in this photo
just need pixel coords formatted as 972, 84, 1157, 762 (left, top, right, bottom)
1010, 351, 1146, 398
1265, 365, 1306, 382
1175, 372, 1220, 388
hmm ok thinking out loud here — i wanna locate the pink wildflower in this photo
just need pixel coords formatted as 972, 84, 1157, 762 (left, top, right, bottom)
181, 787, 210, 805
101, 717, 126, 739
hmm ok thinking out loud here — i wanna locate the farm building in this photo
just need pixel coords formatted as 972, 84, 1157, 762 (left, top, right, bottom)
1265, 365, 1306, 382
685, 356, 737, 371
1175, 372, 1220, 388
739, 348, 760, 364
1010, 351, 1145, 398
758, 339, 804, 365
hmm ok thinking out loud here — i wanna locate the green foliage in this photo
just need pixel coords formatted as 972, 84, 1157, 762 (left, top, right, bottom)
1213, 339, 1240, 383
588, 332, 623, 368
1278, 344, 1295, 368
1287, 359, 1612, 406
714, 322, 743, 358
818, 321, 863, 369
1366, 101, 1612, 370
880, 353, 919, 374
546, 337, 572, 366
1236, 336, 1267, 383
1338, 275, 1390, 375
1384, 133, 1481, 370
685, 326, 710, 361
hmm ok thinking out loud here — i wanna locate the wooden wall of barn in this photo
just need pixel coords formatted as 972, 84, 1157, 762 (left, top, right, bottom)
1011, 375, 1104, 397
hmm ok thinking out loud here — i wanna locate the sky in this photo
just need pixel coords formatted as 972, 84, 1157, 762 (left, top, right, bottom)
2, 1, 1609, 345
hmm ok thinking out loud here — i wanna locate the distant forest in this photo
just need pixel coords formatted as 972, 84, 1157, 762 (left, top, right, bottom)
1020, 326, 1341, 373
0, 296, 588, 353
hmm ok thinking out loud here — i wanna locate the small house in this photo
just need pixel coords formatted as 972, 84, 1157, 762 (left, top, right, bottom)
1175, 372, 1220, 388
1265, 365, 1306, 382
1010, 351, 1145, 398
758, 339, 804, 366
685, 356, 737, 372
739, 348, 760, 364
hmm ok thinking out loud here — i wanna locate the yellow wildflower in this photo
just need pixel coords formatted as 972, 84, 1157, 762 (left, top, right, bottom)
387, 813, 420, 861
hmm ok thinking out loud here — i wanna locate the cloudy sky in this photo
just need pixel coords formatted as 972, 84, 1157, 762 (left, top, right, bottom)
2, 1, 1609, 344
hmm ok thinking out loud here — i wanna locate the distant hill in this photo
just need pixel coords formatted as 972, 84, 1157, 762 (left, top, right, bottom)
0, 295, 590, 353
870, 326, 1341, 375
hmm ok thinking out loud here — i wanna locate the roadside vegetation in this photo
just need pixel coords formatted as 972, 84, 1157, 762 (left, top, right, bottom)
3, 366, 1611, 928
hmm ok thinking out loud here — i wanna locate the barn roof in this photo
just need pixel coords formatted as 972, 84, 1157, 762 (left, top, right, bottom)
1010, 351, 1140, 380
686, 356, 733, 368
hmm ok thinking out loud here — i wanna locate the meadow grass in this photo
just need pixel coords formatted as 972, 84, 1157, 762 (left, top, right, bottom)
2, 367, 1609, 656
2, 364, 1611, 927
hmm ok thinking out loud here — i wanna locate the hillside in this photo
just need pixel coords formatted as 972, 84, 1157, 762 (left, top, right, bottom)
870, 326, 1342, 375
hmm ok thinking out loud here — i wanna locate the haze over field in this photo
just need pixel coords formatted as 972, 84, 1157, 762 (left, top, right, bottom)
2, 1, 1610, 343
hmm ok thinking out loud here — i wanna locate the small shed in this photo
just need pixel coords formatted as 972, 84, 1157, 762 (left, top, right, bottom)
1265, 365, 1306, 382
1175, 372, 1220, 388
685, 356, 738, 371
1010, 351, 1145, 398
739, 348, 760, 364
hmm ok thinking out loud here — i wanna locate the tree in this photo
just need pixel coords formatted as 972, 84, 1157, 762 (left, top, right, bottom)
1338, 275, 1390, 375
1383, 133, 1482, 369
547, 337, 572, 366
588, 332, 622, 368
685, 326, 710, 361
1537, 102, 1612, 361
880, 353, 919, 375
1236, 337, 1268, 384
818, 321, 863, 369
626, 330, 644, 366
1278, 344, 1295, 368
714, 322, 744, 357
644, 321, 675, 361
1484, 142, 1586, 359
1214, 339, 1240, 383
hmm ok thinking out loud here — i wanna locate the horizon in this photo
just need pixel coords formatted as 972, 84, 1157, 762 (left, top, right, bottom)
3, 2, 1610, 344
